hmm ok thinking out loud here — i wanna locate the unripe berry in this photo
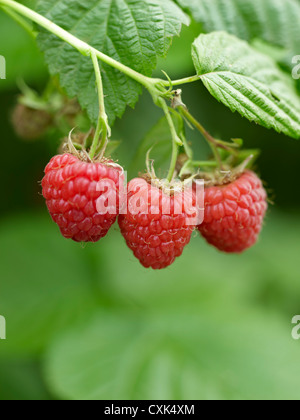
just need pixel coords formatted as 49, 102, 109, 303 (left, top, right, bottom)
11, 104, 52, 140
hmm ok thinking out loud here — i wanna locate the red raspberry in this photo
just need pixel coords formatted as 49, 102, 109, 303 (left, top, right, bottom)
42, 153, 124, 242
118, 178, 196, 269
198, 171, 268, 253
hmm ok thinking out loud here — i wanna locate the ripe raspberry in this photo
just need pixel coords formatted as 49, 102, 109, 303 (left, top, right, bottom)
42, 153, 124, 242
118, 178, 196, 270
198, 171, 268, 253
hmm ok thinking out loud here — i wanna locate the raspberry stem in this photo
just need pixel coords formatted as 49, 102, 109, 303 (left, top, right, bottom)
89, 51, 111, 160
169, 107, 193, 160
192, 161, 218, 168
161, 75, 201, 87
158, 98, 183, 182
178, 106, 225, 170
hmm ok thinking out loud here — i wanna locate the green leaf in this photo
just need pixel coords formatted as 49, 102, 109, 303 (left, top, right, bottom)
129, 113, 182, 178
36, 0, 189, 125
44, 306, 300, 400
0, 215, 99, 357
176, 0, 300, 58
192, 32, 300, 139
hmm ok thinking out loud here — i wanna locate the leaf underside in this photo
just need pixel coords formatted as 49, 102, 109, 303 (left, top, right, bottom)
36, 0, 189, 125
192, 32, 300, 139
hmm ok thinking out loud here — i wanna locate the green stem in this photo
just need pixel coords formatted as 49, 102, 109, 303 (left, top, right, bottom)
180, 132, 193, 160
161, 75, 201, 87
191, 160, 218, 168
159, 98, 182, 182
89, 51, 110, 160
179, 106, 224, 170
0, 0, 155, 89
169, 108, 193, 160
215, 139, 240, 149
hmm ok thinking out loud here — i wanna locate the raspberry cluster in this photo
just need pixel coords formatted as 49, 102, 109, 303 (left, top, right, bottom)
42, 154, 268, 269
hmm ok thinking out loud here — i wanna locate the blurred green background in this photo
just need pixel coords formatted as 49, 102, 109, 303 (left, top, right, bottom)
1, 2, 300, 401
